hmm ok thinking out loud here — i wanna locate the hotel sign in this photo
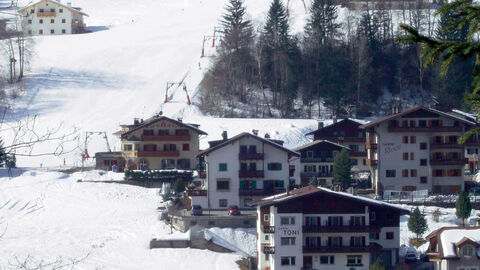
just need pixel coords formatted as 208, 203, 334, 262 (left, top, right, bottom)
278, 226, 300, 236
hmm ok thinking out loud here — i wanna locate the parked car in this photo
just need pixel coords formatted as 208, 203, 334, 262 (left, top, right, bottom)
228, 205, 240, 216
405, 252, 417, 263
191, 205, 203, 216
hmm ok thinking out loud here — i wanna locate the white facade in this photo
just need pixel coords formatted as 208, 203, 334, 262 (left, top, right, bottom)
363, 107, 474, 195
191, 133, 300, 209
19, 0, 87, 35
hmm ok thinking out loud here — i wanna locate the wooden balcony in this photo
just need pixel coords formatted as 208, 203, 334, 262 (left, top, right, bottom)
300, 172, 332, 178
316, 137, 365, 143
466, 141, 480, 146
366, 143, 377, 150
388, 126, 462, 132
262, 246, 275, 254
238, 170, 264, 178
238, 153, 264, 160
303, 244, 381, 253
198, 170, 206, 179
303, 225, 380, 233
430, 143, 464, 149
263, 226, 275, 234
37, 12, 56, 17
350, 151, 367, 157
301, 157, 334, 163
135, 150, 180, 157
366, 159, 378, 166
430, 159, 467, 166
187, 189, 207, 197
71, 22, 86, 28
142, 135, 191, 141
239, 188, 286, 196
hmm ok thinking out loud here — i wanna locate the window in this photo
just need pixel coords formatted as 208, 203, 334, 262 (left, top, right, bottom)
331, 216, 341, 226
386, 170, 396, 178
420, 142, 427, 150
50, 19, 54, 23
420, 176, 428, 184
280, 257, 295, 266
163, 144, 176, 151
462, 246, 474, 257
143, 129, 154, 135
402, 169, 408, 177
369, 232, 380, 240
420, 159, 427, 166
239, 145, 247, 154
306, 151, 313, 158
264, 235, 269, 241
320, 256, 334, 265
386, 232, 394, 240
50, 8, 55, 12
352, 216, 362, 226
419, 120, 427, 127
177, 159, 190, 169
410, 136, 416, 143
411, 169, 417, 177
363, 159, 366, 165
61, 18, 66, 23
281, 237, 295, 246
216, 179, 229, 191
161, 159, 175, 169
369, 211, 376, 221
39, 29, 43, 34
350, 159, 358, 165
61, 29, 66, 34
248, 145, 256, 154
280, 216, 295, 225
347, 255, 362, 266
403, 136, 409, 144
219, 199, 227, 207
123, 144, 133, 151
267, 163, 282, 170
219, 163, 227, 171
59, 8, 63, 13
352, 236, 363, 247
410, 152, 415, 160
263, 214, 269, 222
158, 129, 169, 135
30, 9, 34, 13
331, 237, 342, 247
50, 29, 54, 34
28, 19, 32, 24
182, 144, 189, 151
403, 152, 408, 160
39, 9, 44, 12
39, 19, 43, 24
433, 169, 445, 177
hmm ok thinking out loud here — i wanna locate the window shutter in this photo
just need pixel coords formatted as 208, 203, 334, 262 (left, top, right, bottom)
362, 236, 366, 246
252, 181, 257, 189
239, 181, 245, 189
362, 216, 366, 226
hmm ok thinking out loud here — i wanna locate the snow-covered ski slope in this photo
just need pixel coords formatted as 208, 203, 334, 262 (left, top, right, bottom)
5, 0, 316, 167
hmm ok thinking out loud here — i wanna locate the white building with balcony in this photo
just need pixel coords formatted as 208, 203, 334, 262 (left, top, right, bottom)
189, 132, 300, 209
251, 186, 409, 270
19, 0, 88, 35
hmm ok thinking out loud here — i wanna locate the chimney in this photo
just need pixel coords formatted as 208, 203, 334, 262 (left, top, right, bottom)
318, 121, 324, 129
159, 111, 163, 116
177, 117, 183, 122
134, 118, 140, 125
67, 2, 72, 7
264, 133, 271, 139
333, 117, 337, 124
252, 129, 259, 136
221, 130, 228, 140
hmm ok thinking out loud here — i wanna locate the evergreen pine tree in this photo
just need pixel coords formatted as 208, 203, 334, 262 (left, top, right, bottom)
332, 149, 353, 190
173, 178, 185, 194
408, 207, 428, 241
370, 258, 386, 270
220, 0, 254, 53
456, 191, 472, 226
261, 0, 300, 116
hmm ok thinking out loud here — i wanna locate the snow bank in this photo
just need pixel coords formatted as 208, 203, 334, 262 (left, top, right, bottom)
205, 227, 257, 257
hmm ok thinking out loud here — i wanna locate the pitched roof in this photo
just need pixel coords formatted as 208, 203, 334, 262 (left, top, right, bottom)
306, 118, 367, 136
19, 0, 88, 16
427, 226, 480, 259
250, 185, 410, 214
294, 140, 350, 152
120, 116, 207, 138
360, 106, 476, 129
196, 132, 299, 158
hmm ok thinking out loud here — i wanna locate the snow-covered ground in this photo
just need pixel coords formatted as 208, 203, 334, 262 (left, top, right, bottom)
0, 169, 247, 269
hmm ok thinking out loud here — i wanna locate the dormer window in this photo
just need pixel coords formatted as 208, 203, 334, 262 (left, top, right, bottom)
462, 245, 474, 258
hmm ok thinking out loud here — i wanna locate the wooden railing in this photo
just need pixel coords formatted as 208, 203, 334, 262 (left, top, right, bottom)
238, 153, 264, 160
388, 126, 462, 132
135, 150, 180, 157
302, 225, 380, 233
238, 170, 264, 178
142, 135, 191, 141
37, 12, 56, 17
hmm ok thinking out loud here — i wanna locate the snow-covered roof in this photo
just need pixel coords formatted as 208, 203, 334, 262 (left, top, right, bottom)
18, 0, 88, 16
294, 139, 350, 151
440, 228, 480, 258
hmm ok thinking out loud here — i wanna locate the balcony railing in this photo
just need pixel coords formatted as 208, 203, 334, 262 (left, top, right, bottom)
142, 135, 191, 141
300, 157, 334, 163
37, 11, 56, 17
238, 153, 264, 160
71, 22, 86, 28
430, 158, 467, 166
302, 225, 380, 233
238, 170, 264, 178
430, 143, 464, 149
300, 172, 333, 178
303, 244, 380, 253
135, 150, 180, 157
466, 141, 480, 146
315, 137, 365, 143
239, 188, 286, 196
198, 170, 206, 179
349, 151, 367, 157
263, 246, 275, 254
366, 143, 377, 150
187, 189, 207, 196
388, 126, 462, 132
263, 226, 275, 233
366, 159, 378, 166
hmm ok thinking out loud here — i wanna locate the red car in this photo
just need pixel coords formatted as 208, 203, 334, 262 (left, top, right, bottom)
228, 205, 241, 216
